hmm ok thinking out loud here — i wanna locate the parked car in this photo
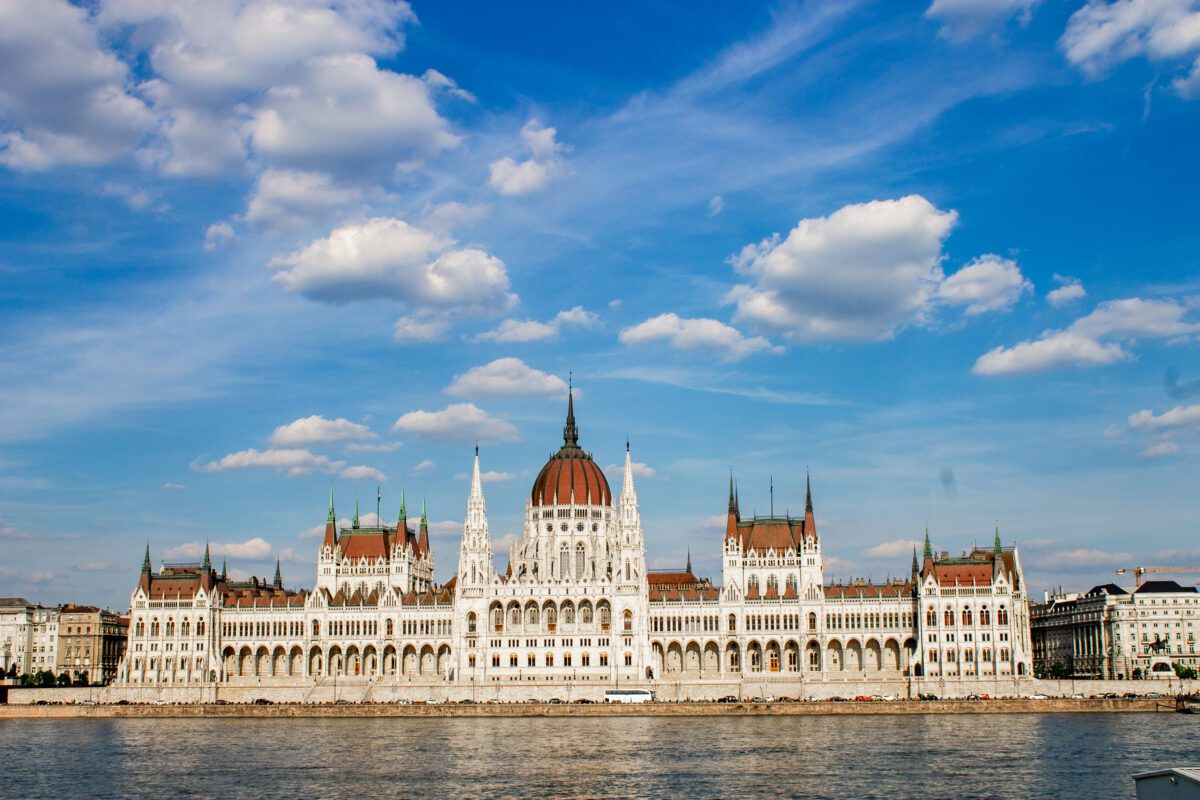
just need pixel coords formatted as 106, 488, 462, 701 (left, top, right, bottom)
1029, 693, 1048, 700
253, 698, 273, 705
1145, 692, 1164, 699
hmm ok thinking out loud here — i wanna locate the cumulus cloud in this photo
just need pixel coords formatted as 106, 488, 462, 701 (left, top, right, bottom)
487, 119, 567, 195
474, 306, 601, 343
926, 0, 1042, 40
344, 441, 402, 454
269, 415, 375, 447
340, 465, 387, 481
411, 458, 435, 475
456, 470, 515, 483
936, 254, 1032, 315
863, 539, 923, 559
0, 0, 155, 171
974, 297, 1200, 375
1129, 404, 1200, 430
164, 537, 273, 561
619, 313, 781, 362
392, 403, 518, 443
271, 217, 516, 310
1047, 274, 1087, 307
445, 358, 569, 399
419, 201, 489, 234
192, 447, 345, 477
1061, 0, 1200, 96
394, 312, 452, 343
1140, 441, 1180, 458
243, 169, 365, 230
203, 221, 236, 251
604, 461, 656, 479
728, 196, 960, 341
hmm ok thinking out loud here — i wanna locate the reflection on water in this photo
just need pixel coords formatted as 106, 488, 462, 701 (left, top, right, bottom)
0, 714, 1193, 799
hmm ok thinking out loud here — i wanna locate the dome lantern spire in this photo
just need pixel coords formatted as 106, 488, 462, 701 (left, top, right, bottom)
562, 372, 579, 449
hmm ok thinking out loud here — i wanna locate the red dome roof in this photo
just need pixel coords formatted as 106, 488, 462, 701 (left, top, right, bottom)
530, 389, 612, 507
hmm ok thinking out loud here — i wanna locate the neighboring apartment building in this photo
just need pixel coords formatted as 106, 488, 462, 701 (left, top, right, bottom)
1031, 580, 1200, 679
57, 605, 128, 685
0, 598, 59, 676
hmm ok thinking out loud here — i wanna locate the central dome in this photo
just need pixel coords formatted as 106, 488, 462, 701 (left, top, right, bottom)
530, 389, 612, 507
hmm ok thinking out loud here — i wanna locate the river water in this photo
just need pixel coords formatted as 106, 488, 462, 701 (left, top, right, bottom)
0, 713, 1194, 798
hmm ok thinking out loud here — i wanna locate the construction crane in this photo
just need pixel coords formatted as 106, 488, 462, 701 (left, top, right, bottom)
1114, 566, 1200, 587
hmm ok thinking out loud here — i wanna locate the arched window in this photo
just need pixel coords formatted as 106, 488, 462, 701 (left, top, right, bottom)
728, 613, 737, 632
748, 575, 759, 592
980, 606, 991, 625
808, 612, 817, 631
492, 608, 503, 630
467, 612, 477, 634
312, 619, 320, 637
197, 619, 205, 636
998, 605, 1008, 625
575, 543, 586, 579
944, 607, 954, 627
623, 610, 633, 632
926, 607, 936, 627
562, 604, 575, 625
766, 575, 778, 592
510, 608, 521, 627
151, 619, 160, 637
560, 545, 569, 577
786, 576, 798, 593
136, 620, 145, 637
165, 619, 175, 637
181, 619, 190, 637
625, 560, 631, 580
962, 607, 973, 626
581, 605, 593, 625
526, 606, 539, 626
386, 618, 394, 636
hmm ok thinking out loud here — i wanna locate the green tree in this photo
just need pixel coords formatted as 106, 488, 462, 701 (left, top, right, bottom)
1174, 663, 1198, 680
5, 663, 15, 679
38, 670, 55, 688
56, 672, 70, 687
73, 671, 90, 686
1047, 661, 1069, 679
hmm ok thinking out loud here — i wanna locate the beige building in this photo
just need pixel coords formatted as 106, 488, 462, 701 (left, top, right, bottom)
57, 605, 128, 685
1031, 580, 1200, 679
0, 598, 59, 677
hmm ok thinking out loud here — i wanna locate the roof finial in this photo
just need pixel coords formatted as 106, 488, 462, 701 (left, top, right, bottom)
769, 475, 774, 518
923, 526, 933, 560
728, 470, 737, 514
805, 470, 813, 513
562, 375, 579, 448
221, 559, 227, 581
273, 558, 282, 589
994, 522, 1002, 556
399, 482, 407, 522
911, 545, 919, 576
201, 541, 211, 573
141, 542, 151, 574
686, 548, 692, 574
352, 493, 360, 529
327, 481, 335, 524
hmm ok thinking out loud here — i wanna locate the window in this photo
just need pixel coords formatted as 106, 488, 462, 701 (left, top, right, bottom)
492, 654, 500, 668
527, 654, 536, 667
624, 652, 632, 667
728, 614, 737, 632
926, 607, 936, 627
623, 610, 633, 632
582, 653, 591, 667
575, 543, 586, 579
564, 653, 572, 667
944, 608, 954, 627
962, 608, 972, 626
312, 619, 320, 637
980, 606, 990, 625
510, 654, 518, 668
560, 545, 569, 577
599, 653, 608, 667
998, 606, 1009, 625
466, 613, 476, 635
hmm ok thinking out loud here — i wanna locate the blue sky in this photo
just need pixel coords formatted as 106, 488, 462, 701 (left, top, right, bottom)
2, 0, 1200, 611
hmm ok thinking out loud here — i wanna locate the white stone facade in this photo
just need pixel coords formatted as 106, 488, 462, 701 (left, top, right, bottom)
0, 599, 59, 676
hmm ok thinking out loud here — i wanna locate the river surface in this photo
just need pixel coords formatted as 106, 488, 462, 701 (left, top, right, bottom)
0, 714, 1194, 798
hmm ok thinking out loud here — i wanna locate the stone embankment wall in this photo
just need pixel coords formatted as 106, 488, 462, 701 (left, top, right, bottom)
4, 677, 1193, 706
0, 697, 1167, 719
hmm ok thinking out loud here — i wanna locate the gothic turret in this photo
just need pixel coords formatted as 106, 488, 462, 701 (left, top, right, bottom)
273, 559, 282, 590
322, 486, 337, 550
803, 471, 817, 540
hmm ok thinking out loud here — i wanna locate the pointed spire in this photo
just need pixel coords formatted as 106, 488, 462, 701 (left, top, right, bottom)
805, 470, 813, 513
352, 493, 360, 529
273, 558, 282, 589
141, 542, 151, 574
994, 524, 1003, 556
728, 471, 737, 514
923, 527, 933, 560
201, 541, 211, 573
327, 483, 336, 524
686, 548, 692, 574
418, 497, 430, 553
470, 446, 484, 502
911, 546, 919, 576
562, 374, 579, 448
399, 483, 407, 527
221, 559, 228, 581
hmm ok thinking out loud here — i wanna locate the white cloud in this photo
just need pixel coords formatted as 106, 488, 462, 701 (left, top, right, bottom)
427, 519, 463, 539
974, 297, 1200, 375
728, 196, 959, 341
1047, 274, 1087, 307
863, 539, 923, 559
1140, 441, 1180, 458
203, 221, 236, 252
340, 465, 387, 481
163, 482, 185, 491
419, 201, 489, 234
487, 119, 567, 196
619, 313, 781, 362
191, 447, 345, 477
421, 68, 476, 103
100, 181, 162, 213
72, 561, 114, 572
277, 547, 307, 564
411, 458, 435, 476
456, 470, 515, 483
445, 358, 569, 399
270, 415, 375, 446
707, 195, 725, 217
604, 461, 656, 478
1044, 547, 1133, 568
474, 306, 601, 343
1129, 404, 1200, 430
164, 537, 273, 561
394, 312, 451, 343
271, 217, 516, 310
392, 403, 518, 443
0, 0, 155, 171
926, 0, 1042, 40
243, 169, 365, 230
936, 254, 1032, 315
1061, 0, 1200, 95
0, 520, 32, 541
344, 441, 402, 454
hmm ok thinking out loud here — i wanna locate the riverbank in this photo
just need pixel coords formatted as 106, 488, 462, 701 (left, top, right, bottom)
0, 697, 1168, 718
